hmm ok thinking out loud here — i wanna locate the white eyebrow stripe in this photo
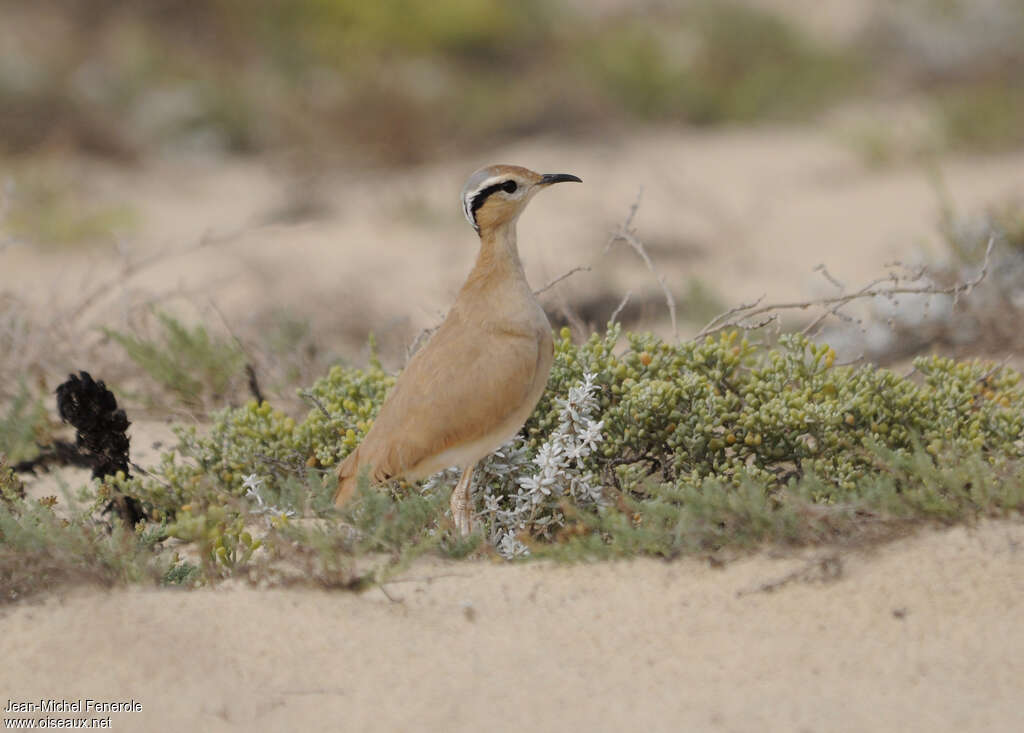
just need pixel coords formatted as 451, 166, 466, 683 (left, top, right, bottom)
462, 175, 511, 226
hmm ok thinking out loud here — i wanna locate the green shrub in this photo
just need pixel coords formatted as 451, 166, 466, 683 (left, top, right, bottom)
0, 383, 53, 465
5, 324, 1024, 596
939, 84, 1024, 153
3, 0, 876, 162
585, 3, 861, 124
104, 311, 246, 408
3, 163, 138, 247
0, 485, 168, 602
118, 325, 1024, 558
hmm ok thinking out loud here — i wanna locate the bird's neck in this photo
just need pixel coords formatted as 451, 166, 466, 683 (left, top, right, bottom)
468, 222, 527, 286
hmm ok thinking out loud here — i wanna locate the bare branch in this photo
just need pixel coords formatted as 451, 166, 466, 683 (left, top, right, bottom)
606, 189, 678, 339
953, 235, 994, 304
977, 354, 1013, 384
604, 188, 644, 254
695, 237, 994, 342
813, 263, 845, 292
63, 227, 242, 326
207, 297, 252, 357
557, 301, 588, 342
609, 290, 632, 327
533, 265, 592, 296
800, 275, 888, 337
299, 389, 332, 419
695, 295, 765, 339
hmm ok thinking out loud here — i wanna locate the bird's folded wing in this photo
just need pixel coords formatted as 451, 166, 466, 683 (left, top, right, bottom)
357, 322, 542, 479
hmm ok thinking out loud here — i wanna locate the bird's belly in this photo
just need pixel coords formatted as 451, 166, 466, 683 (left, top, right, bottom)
407, 331, 552, 479
407, 412, 526, 479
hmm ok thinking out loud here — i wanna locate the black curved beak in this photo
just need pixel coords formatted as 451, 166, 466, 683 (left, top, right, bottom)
539, 173, 583, 186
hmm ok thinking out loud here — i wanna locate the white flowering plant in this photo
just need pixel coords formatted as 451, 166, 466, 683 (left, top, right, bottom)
423, 372, 605, 558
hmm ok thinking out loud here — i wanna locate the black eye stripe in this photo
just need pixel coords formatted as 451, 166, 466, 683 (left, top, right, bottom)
470, 179, 518, 219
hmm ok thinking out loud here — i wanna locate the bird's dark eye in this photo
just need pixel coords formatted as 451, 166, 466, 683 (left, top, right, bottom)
502, 180, 518, 194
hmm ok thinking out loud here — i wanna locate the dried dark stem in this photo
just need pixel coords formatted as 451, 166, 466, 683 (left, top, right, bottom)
246, 364, 265, 404
299, 389, 332, 419
376, 583, 403, 603
12, 440, 95, 474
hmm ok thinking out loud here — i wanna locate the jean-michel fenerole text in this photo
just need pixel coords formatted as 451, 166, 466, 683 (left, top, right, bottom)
5, 699, 142, 714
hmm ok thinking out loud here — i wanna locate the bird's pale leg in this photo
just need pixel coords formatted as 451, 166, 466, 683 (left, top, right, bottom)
450, 465, 475, 536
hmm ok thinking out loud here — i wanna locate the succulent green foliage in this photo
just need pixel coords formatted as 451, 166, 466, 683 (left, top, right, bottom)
153, 325, 1024, 504
533, 327, 1021, 495
104, 311, 246, 408
157, 360, 396, 505
0, 459, 24, 503
298, 361, 396, 468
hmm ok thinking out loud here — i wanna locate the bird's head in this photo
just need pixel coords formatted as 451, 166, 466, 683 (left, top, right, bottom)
461, 164, 581, 234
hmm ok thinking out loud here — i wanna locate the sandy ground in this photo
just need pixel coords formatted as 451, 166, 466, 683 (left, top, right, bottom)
1, 521, 1022, 732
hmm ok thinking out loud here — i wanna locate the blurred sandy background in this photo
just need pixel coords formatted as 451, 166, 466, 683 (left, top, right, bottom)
2, 1, 1023, 730
3, 0, 1023, 375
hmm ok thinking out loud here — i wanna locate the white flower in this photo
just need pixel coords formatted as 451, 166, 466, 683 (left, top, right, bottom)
518, 474, 541, 494
580, 419, 604, 452
496, 531, 529, 559
242, 473, 265, 499
466, 373, 606, 556
483, 493, 502, 514
243, 473, 295, 520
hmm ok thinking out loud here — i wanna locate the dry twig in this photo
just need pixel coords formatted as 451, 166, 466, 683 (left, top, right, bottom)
606, 189, 678, 339
693, 237, 994, 342
608, 290, 633, 327
533, 265, 592, 296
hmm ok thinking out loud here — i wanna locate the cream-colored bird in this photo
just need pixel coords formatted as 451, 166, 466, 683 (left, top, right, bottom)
334, 164, 581, 534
